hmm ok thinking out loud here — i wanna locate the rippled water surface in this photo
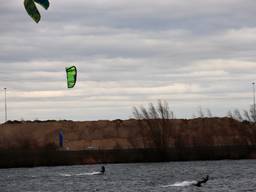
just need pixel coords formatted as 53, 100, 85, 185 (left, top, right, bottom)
0, 160, 255, 192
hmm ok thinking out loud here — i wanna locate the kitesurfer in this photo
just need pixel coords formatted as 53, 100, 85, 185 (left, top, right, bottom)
193, 175, 209, 187
100, 166, 105, 174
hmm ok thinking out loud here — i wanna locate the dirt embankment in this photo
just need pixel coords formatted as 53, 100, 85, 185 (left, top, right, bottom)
0, 118, 255, 151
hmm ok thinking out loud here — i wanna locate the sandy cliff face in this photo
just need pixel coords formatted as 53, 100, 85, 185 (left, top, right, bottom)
169, 118, 256, 147
0, 118, 255, 150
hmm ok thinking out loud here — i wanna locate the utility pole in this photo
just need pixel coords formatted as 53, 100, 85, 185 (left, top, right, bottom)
253, 82, 256, 121
4, 88, 7, 122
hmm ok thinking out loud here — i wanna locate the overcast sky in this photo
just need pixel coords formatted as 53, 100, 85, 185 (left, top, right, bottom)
1, 0, 256, 122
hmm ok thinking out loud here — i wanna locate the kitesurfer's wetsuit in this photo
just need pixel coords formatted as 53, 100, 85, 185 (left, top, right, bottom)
193, 175, 209, 187
100, 166, 105, 174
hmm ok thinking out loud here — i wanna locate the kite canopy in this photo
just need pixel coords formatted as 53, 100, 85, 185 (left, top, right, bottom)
24, 0, 50, 23
66, 66, 77, 88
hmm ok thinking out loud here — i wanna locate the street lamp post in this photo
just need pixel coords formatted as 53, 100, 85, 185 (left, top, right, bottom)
4, 88, 7, 122
253, 82, 256, 121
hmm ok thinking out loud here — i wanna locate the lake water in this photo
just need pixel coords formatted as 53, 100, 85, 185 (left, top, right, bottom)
0, 160, 255, 192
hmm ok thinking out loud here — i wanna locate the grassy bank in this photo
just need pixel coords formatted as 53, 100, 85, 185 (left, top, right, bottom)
0, 117, 256, 167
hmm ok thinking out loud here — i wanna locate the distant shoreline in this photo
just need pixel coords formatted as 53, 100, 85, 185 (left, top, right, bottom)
0, 145, 256, 168
1, 117, 256, 168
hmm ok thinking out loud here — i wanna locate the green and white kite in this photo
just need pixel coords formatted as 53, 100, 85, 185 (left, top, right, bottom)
24, 0, 50, 23
66, 66, 77, 88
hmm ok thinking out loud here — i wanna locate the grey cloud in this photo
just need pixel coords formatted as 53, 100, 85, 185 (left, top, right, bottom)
0, 0, 256, 121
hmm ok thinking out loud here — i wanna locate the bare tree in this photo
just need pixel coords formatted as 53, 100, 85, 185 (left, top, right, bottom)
132, 106, 142, 120
198, 106, 204, 118
249, 105, 256, 122
243, 110, 251, 122
233, 109, 243, 122
132, 100, 174, 150
227, 110, 233, 118
206, 108, 213, 117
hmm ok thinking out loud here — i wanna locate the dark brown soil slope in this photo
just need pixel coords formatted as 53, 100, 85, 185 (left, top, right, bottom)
0, 118, 255, 151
